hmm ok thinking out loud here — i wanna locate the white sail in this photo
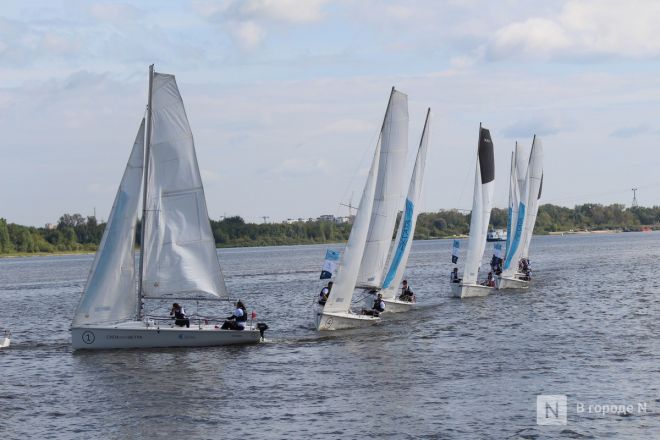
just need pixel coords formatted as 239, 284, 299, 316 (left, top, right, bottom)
72, 120, 145, 326
503, 150, 517, 257
461, 127, 495, 285
521, 136, 544, 258
142, 72, 228, 299
516, 143, 528, 195
380, 109, 431, 299
502, 142, 529, 276
323, 139, 382, 314
357, 89, 408, 288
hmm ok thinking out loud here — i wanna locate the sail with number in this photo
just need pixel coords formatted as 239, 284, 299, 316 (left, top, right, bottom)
462, 126, 495, 285
72, 121, 145, 326
357, 89, 408, 289
380, 109, 431, 299
141, 73, 228, 300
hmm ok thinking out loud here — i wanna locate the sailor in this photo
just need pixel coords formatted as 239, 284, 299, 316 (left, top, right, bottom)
450, 267, 461, 283
362, 293, 385, 316
318, 281, 333, 305
221, 301, 247, 330
481, 272, 496, 287
170, 303, 190, 328
399, 280, 414, 302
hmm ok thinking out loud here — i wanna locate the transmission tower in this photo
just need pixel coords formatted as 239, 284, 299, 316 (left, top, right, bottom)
631, 188, 638, 208
261, 216, 270, 224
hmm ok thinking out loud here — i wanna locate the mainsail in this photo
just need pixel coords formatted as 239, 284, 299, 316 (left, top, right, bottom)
72, 120, 145, 326
323, 140, 381, 314
462, 126, 495, 285
357, 89, 408, 288
520, 136, 544, 258
381, 108, 431, 299
142, 73, 228, 299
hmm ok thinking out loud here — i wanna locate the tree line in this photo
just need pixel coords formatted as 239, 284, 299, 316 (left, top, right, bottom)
1, 203, 659, 255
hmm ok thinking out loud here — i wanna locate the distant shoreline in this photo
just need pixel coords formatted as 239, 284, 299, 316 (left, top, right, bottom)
1, 229, 652, 259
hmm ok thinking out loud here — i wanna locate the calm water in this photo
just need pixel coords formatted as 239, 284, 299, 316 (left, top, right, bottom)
0, 233, 658, 439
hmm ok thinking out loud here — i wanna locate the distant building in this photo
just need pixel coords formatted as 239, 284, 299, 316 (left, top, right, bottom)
45, 223, 56, 230
318, 214, 335, 222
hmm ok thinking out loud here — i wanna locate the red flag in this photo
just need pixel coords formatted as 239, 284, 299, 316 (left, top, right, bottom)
251, 311, 257, 319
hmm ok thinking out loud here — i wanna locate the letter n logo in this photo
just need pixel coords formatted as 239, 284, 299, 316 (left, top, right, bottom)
536, 395, 567, 425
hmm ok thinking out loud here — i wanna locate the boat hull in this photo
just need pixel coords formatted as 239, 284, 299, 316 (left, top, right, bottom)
449, 282, 493, 298
0, 337, 9, 348
317, 311, 380, 331
381, 298, 415, 313
496, 276, 529, 290
71, 322, 261, 350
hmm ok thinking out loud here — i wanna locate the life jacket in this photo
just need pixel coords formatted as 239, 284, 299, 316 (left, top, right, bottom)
235, 308, 247, 328
174, 308, 186, 319
373, 299, 385, 312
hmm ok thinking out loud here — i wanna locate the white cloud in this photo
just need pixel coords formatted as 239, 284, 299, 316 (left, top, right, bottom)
234, 20, 265, 49
488, 0, 660, 60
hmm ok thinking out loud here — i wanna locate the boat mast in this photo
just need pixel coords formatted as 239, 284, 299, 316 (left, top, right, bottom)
137, 64, 154, 320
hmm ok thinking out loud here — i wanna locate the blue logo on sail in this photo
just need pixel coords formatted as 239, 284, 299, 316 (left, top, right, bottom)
382, 198, 414, 289
503, 202, 526, 270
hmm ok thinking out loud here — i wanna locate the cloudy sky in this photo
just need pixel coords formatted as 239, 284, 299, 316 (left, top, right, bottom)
3, 0, 660, 226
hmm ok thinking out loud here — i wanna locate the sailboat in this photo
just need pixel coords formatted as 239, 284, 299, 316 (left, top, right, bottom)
450, 125, 496, 298
71, 65, 266, 350
497, 142, 530, 289
519, 136, 544, 268
379, 108, 431, 312
0, 329, 10, 348
497, 136, 543, 288
317, 88, 408, 330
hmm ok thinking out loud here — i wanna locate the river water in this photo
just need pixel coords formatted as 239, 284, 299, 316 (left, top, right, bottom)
0, 233, 658, 439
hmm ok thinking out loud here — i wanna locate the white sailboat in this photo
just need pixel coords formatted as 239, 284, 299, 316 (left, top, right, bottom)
519, 136, 544, 264
379, 108, 431, 312
71, 66, 265, 350
497, 136, 543, 288
497, 142, 530, 289
0, 330, 10, 348
317, 88, 407, 330
450, 125, 496, 298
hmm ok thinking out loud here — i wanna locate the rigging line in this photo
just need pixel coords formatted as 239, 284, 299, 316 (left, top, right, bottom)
338, 122, 382, 215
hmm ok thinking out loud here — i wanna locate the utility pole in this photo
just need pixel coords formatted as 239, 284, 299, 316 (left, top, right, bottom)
261, 216, 270, 224
631, 188, 638, 208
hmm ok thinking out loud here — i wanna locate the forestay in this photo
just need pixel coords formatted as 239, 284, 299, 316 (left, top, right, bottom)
72, 120, 145, 326
142, 73, 228, 299
357, 89, 409, 288
462, 127, 495, 285
381, 109, 431, 299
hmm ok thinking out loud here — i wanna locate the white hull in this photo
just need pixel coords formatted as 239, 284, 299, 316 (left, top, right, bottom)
496, 276, 529, 290
71, 321, 261, 350
0, 337, 10, 348
449, 282, 493, 298
317, 311, 380, 331
382, 298, 416, 313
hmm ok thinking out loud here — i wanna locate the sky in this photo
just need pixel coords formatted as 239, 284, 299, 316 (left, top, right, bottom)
3, 0, 660, 226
